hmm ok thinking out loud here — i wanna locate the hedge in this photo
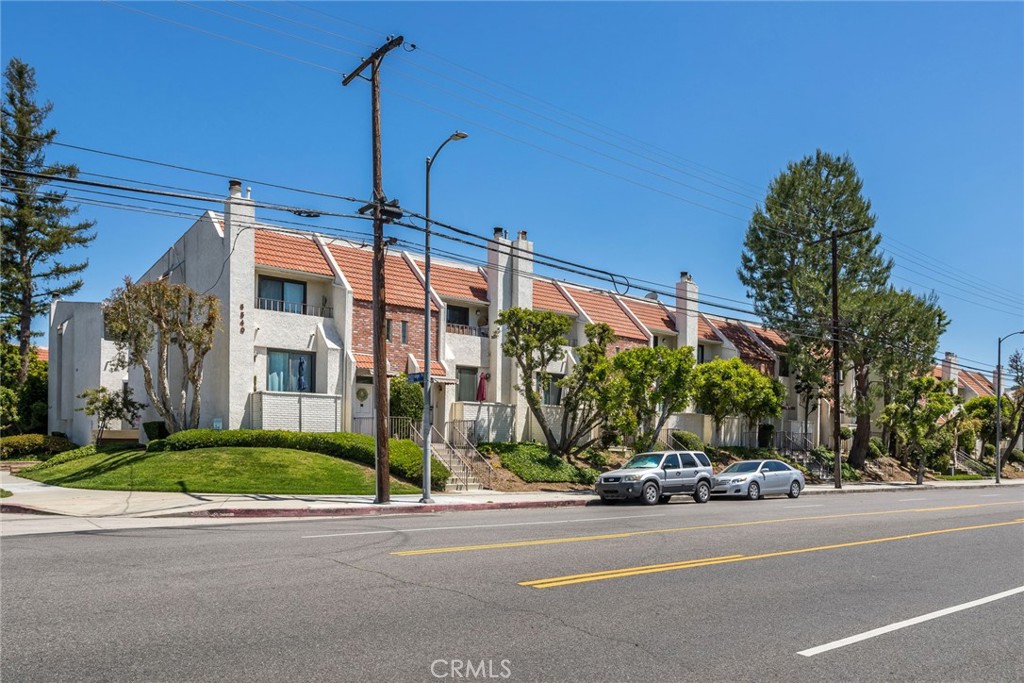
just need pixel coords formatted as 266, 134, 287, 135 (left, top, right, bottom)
24, 444, 98, 471
162, 429, 450, 491
0, 434, 76, 460
670, 430, 704, 452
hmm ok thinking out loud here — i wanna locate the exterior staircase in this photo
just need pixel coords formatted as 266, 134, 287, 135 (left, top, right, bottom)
408, 425, 485, 492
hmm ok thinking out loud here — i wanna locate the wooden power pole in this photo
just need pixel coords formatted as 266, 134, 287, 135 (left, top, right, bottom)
343, 35, 404, 504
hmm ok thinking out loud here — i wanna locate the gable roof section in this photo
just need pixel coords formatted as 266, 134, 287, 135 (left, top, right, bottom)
744, 321, 787, 352
621, 297, 675, 334
715, 319, 775, 366
327, 243, 436, 310
533, 280, 577, 316
33, 347, 49, 362
255, 229, 333, 277
565, 286, 647, 341
414, 260, 488, 303
960, 370, 994, 397
698, 314, 720, 342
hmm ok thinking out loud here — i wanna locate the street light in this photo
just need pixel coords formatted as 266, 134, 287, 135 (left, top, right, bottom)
995, 329, 1024, 484
421, 130, 468, 504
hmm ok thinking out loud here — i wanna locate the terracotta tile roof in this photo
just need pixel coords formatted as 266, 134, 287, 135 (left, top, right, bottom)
533, 280, 577, 316
327, 243, 436, 310
354, 353, 374, 369
930, 366, 943, 380
960, 370, 994, 397
564, 286, 647, 341
409, 359, 448, 377
255, 229, 333, 276
744, 321, 787, 352
33, 347, 49, 362
620, 297, 675, 333
715, 320, 775, 365
414, 260, 488, 303
698, 314, 720, 342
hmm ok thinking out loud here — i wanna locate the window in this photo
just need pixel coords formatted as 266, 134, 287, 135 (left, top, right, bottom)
694, 452, 711, 467
778, 355, 790, 377
267, 350, 314, 392
456, 366, 478, 402
542, 373, 564, 405
447, 306, 470, 326
401, 321, 408, 344
697, 344, 706, 364
662, 454, 680, 469
386, 319, 392, 342
653, 336, 659, 348
680, 453, 699, 468
258, 276, 306, 314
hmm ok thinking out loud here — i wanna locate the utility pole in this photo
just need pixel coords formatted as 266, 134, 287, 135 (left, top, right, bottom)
831, 230, 842, 490
814, 225, 872, 489
343, 35, 404, 504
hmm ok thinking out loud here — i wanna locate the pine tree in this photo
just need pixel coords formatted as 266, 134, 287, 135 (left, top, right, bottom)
1, 57, 96, 383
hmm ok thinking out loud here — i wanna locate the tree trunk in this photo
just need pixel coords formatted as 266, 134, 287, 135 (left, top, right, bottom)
848, 366, 872, 469
916, 447, 925, 485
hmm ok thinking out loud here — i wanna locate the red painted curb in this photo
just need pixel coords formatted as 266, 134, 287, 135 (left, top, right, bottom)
158, 498, 596, 518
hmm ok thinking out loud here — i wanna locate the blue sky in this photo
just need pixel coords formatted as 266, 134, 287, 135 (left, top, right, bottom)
2, 1, 1022, 375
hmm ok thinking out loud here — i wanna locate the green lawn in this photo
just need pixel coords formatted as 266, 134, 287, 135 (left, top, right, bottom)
20, 447, 420, 495
0, 488, 11, 498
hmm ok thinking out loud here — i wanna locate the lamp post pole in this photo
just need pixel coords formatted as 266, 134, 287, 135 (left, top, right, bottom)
421, 131, 468, 504
995, 329, 1024, 484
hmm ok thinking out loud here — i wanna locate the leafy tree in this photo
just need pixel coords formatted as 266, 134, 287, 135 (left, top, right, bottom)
103, 277, 219, 433
962, 396, 1009, 456
881, 376, 956, 485
871, 289, 947, 455
0, 341, 46, 433
0, 385, 19, 432
788, 343, 829, 447
389, 374, 424, 423
76, 386, 146, 443
738, 150, 918, 469
997, 350, 1024, 463
1, 58, 95, 384
693, 357, 782, 445
494, 308, 618, 460
611, 345, 696, 453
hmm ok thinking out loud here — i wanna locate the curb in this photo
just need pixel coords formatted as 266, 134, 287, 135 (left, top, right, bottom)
801, 482, 1017, 495
157, 498, 595, 518
0, 503, 61, 516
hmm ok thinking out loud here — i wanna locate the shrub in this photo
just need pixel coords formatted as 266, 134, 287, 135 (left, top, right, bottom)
389, 375, 424, 422
929, 453, 951, 473
935, 474, 984, 481
868, 437, 885, 460
480, 442, 595, 484
580, 449, 612, 468
143, 421, 169, 441
1008, 449, 1024, 465
162, 429, 450, 491
839, 426, 853, 441
146, 438, 169, 453
984, 443, 996, 458
24, 444, 98, 471
671, 430, 704, 452
0, 434, 76, 460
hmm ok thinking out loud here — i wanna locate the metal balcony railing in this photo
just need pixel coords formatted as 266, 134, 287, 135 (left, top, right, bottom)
256, 297, 333, 318
446, 323, 488, 337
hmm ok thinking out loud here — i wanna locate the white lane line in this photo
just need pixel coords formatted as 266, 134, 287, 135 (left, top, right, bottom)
302, 513, 665, 539
798, 586, 1024, 657
978, 494, 1001, 498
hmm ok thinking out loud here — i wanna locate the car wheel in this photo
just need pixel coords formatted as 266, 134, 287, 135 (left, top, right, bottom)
693, 481, 711, 504
641, 482, 660, 506
746, 482, 760, 501
600, 496, 617, 505
658, 495, 672, 504
788, 481, 801, 499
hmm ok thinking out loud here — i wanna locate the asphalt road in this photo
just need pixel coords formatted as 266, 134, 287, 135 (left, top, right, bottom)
2, 489, 1022, 683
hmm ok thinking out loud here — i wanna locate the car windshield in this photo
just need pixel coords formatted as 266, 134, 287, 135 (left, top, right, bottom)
721, 461, 762, 474
624, 453, 664, 469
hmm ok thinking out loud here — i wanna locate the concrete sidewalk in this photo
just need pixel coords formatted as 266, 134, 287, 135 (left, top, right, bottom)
2, 470, 1022, 520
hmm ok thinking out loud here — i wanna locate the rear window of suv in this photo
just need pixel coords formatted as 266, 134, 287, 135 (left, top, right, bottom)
694, 452, 711, 467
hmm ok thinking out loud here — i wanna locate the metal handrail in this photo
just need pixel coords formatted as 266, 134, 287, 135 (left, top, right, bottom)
431, 426, 477, 488
256, 297, 334, 318
449, 424, 494, 488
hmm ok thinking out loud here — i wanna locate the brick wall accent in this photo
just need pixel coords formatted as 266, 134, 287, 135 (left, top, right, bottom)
351, 300, 440, 372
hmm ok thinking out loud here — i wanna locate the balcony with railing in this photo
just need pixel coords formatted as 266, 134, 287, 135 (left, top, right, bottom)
446, 323, 488, 337
256, 297, 333, 318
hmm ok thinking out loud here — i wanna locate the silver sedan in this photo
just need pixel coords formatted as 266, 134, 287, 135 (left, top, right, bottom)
711, 459, 805, 500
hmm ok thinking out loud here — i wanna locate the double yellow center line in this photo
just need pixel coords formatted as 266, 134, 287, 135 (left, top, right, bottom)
520, 518, 1024, 589
391, 501, 1023, 557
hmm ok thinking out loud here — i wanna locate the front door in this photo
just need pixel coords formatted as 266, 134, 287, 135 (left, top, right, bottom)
352, 381, 374, 435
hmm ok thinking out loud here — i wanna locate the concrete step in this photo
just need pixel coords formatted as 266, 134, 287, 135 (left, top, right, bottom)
445, 481, 484, 492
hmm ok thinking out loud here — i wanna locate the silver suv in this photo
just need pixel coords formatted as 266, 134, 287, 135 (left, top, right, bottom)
595, 451, 715, 505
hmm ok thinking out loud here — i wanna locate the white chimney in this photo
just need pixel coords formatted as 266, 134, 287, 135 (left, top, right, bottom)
675, 271, 699, 351
941, 351, 959, 392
